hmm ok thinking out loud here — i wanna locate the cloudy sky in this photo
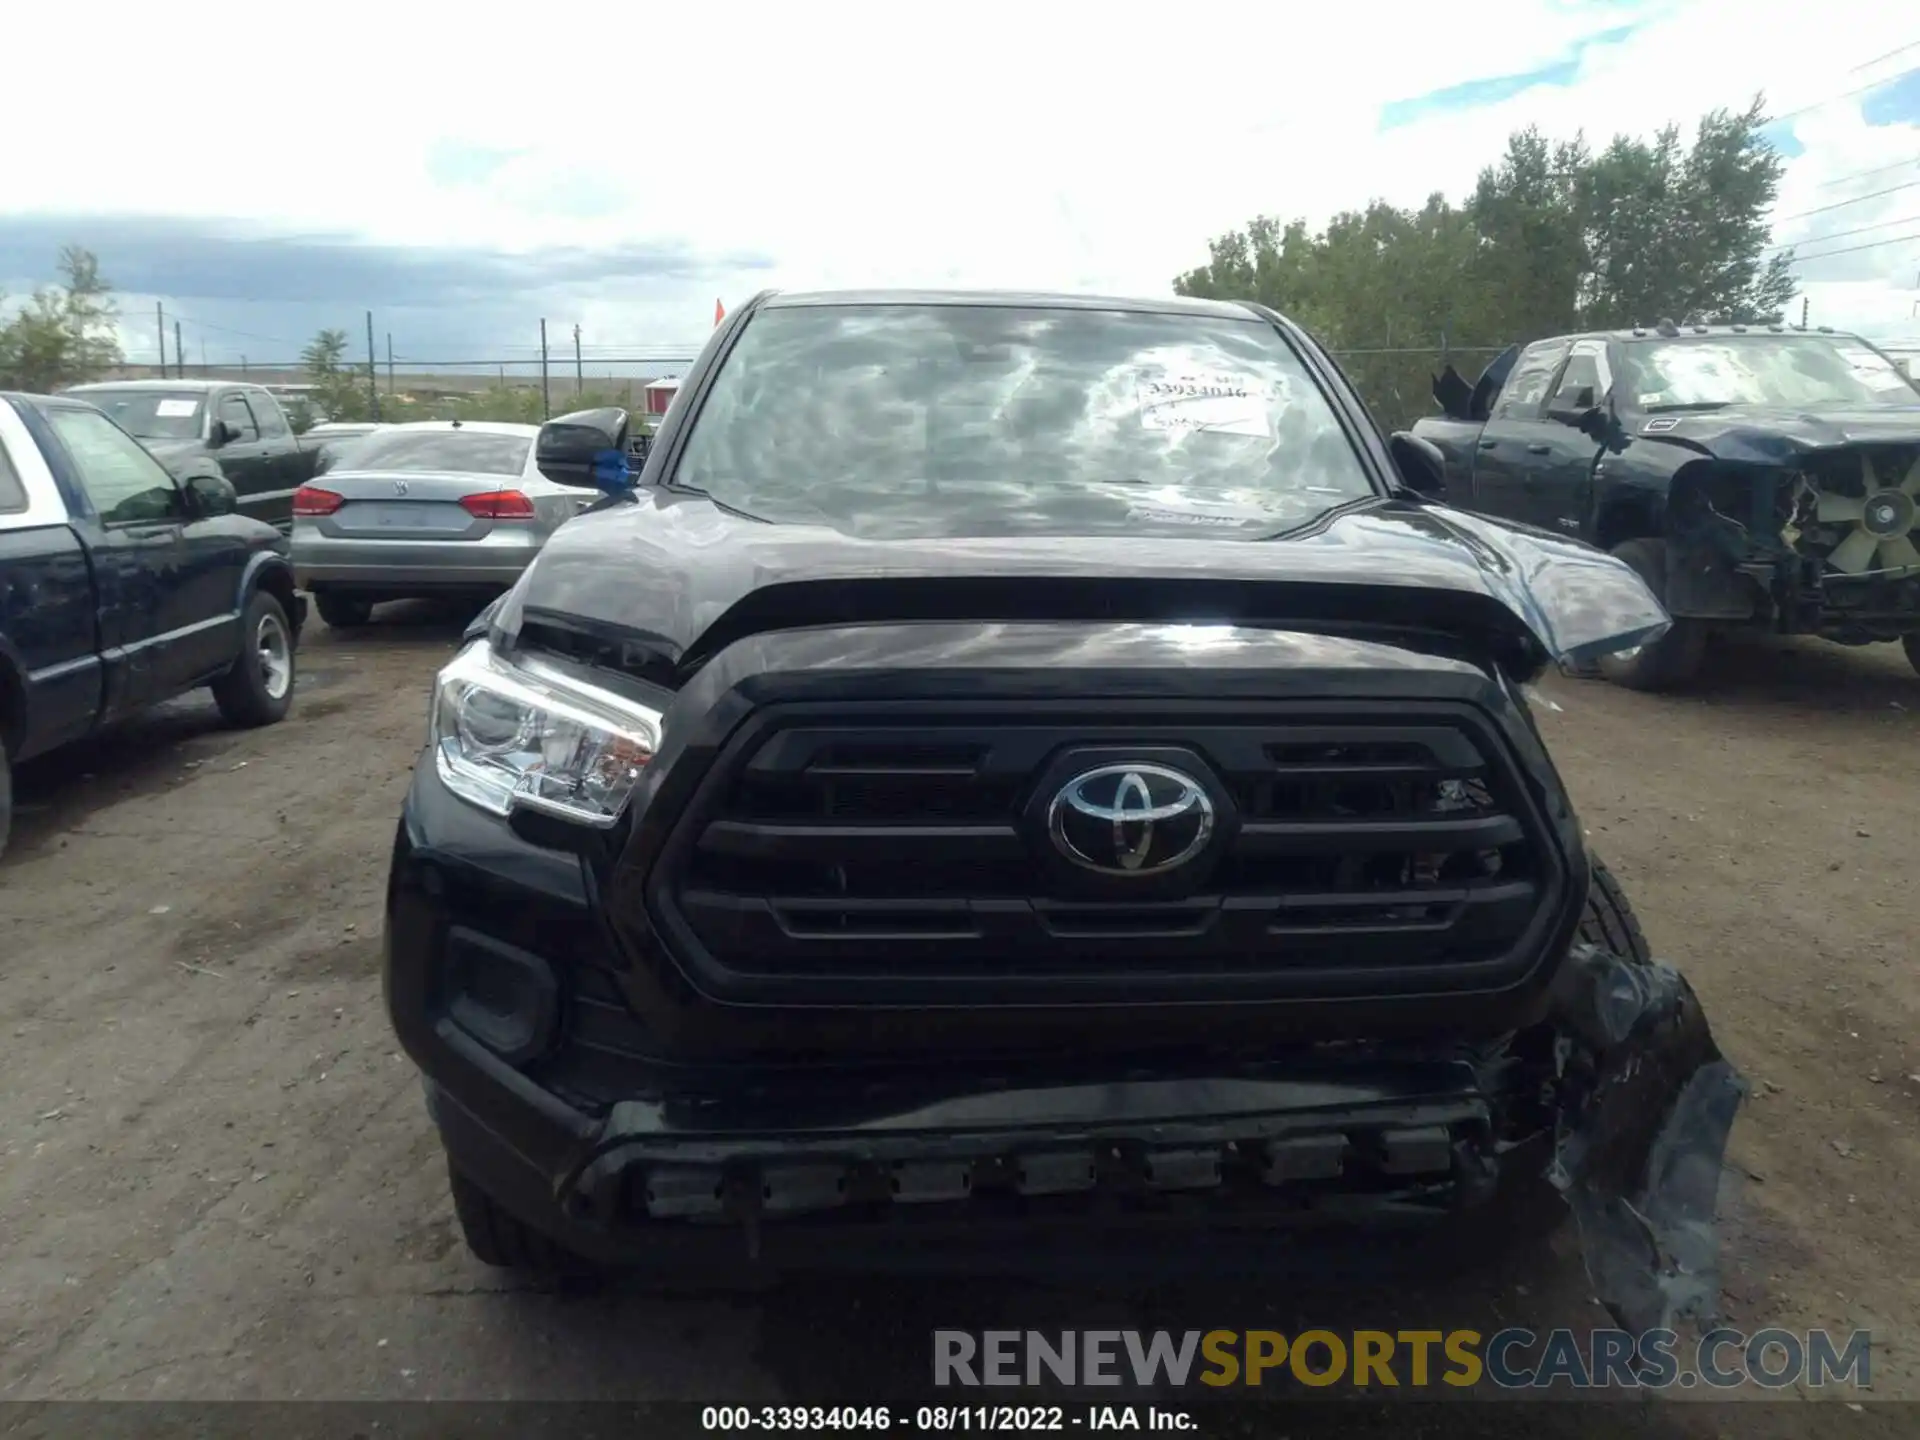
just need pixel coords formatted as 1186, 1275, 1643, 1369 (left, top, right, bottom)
5, 0, 1920, 375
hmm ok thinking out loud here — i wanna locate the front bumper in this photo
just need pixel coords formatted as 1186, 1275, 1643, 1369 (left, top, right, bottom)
293, 528, 543, 591
387, 760, 1744, 1318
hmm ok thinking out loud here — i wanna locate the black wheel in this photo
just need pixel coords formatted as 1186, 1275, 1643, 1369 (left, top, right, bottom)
0, 734, 12, 863
211, 591, 296, 728
448, 1165, 602, 1278
313, 589, 374, 629
1595, 538, 1707, 692
1575, 853, 1652, 965
1904, 634, 1920, 677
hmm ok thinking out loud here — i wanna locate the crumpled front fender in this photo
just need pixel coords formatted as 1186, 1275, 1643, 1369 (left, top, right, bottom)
1545, 944, 1748, 1334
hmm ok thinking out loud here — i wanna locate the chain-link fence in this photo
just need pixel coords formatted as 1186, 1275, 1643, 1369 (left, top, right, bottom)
100, 341, 1515, 433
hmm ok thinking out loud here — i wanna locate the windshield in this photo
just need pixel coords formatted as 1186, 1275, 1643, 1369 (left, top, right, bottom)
1620, 335, 1920, 411
76, 390, 205, 440
670, 303, 1375, 540
339, 430, 530, 475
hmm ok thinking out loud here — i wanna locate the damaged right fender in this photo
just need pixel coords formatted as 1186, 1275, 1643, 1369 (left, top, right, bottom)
1544, 944, 1748, 1335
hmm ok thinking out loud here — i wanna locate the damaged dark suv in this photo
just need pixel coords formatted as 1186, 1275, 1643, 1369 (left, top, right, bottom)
383, 290, 1742, 1321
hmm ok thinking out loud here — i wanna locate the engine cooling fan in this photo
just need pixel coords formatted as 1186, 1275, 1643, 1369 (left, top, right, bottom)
1817, 454, 1920, 575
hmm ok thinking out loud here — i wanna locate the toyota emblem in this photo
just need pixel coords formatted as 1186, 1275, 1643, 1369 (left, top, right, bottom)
1046, 762, 1215, 876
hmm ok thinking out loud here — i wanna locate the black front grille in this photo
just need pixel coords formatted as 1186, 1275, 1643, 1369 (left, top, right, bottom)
644, 704, 1564, 1005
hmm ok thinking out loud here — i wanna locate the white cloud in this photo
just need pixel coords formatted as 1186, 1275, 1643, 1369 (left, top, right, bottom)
7, 0, 1920, 347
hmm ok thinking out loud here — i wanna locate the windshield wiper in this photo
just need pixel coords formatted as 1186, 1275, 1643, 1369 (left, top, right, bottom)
1642, 401, 1734, 414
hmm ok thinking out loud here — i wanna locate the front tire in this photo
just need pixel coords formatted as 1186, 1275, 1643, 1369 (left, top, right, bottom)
212, 591, 296, 728
1595, 538, 1706, 692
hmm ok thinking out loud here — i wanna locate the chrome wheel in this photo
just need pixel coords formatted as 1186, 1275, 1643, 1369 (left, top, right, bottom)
257, 613, 292, 700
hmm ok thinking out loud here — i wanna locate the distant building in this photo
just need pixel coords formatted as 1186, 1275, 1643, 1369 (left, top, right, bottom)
643, 377, 681, 420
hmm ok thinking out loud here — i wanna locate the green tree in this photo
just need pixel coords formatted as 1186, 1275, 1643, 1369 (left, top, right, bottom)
301, 328, 374, 422
1175, 99, 1797, 429
0, 246, 124, 392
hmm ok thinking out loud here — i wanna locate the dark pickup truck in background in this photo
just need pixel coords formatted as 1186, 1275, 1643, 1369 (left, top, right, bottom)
0, 390, 304, 859
1414, 323, 1920, 690
64, 379, 326, 534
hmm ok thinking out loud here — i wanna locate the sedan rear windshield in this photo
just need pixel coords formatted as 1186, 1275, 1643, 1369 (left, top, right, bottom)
670, 303, 1375, 540
340, 430, 530, 475
75, 390, 205, 440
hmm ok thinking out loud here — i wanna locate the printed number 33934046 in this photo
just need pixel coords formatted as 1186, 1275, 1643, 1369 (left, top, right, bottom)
1143, 378, 1250, 400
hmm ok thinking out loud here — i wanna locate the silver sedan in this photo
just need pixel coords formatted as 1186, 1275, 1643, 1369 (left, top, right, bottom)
291, 420, 593, 628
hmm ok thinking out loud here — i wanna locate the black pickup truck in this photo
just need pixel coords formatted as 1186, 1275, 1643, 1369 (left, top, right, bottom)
64, 380, 325, 534
0, 390, 305, 858
1414, 323, 1920, 689
383, 289, 1743, 1330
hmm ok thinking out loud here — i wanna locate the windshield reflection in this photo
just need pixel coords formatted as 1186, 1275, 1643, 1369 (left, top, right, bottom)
671, 303, 1377, 540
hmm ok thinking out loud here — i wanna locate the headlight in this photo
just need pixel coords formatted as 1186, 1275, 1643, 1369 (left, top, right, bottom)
430, 639, 662, 827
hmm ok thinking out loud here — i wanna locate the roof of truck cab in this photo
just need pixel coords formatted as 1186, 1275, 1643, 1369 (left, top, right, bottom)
65, 379, 241, 392
761, 288, 1264, 321
1578, 325, 1869, 345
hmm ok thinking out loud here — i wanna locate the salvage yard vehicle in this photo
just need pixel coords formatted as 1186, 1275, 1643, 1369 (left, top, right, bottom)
65, 379, 324, 534
291, 420, 591, 629
0, 391, 304, 858
384, 290, 1741, 1325
1416, 322, 1920, 690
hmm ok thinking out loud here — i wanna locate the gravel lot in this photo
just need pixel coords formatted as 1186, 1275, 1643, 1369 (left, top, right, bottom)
2, 608, 1916, 1432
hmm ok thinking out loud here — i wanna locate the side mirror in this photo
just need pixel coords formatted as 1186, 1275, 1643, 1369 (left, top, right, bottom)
1547, 386, 1599, 428
208, 419, 233, 447
184, 472, 238, 517
535, 406, 635, 492
1388, 431, 1448, 498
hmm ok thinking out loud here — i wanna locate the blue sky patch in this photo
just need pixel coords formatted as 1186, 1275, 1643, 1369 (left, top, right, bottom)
1758, 119, 1807, 159
1861, 67, 1920, 127
425, 139, 521, 188
1379, 22, 1639, 130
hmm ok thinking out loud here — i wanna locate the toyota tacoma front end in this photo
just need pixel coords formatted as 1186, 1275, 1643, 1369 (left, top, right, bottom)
383, 290, 1743, 1330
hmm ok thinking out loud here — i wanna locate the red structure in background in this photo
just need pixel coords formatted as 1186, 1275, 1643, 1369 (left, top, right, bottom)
643, 377, 681, 419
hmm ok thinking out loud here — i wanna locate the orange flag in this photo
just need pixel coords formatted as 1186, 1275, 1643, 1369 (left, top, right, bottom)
714, 298, 726, 327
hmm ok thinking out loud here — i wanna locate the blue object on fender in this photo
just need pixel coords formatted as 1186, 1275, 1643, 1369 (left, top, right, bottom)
590, 448, 636, 496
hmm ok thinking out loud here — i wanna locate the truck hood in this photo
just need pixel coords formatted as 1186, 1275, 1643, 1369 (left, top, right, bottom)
493, 490, 1668, 679
1636, 405, 1920, 464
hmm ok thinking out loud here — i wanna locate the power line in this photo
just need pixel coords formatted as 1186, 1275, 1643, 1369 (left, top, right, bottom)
1817, 155, 1920, 189
1770, 64, 1920, 124
1767, 212, 1920, 251
1792, 229, 1920, 263
1778, 178, 1920, 222
1851, 38, 1920, 72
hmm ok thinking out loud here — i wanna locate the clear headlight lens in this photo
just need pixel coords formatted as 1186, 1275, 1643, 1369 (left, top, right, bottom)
431, 639, 661, 827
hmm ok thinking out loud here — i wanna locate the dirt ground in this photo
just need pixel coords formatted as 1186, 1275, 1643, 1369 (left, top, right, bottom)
2, 608, 1916, 1431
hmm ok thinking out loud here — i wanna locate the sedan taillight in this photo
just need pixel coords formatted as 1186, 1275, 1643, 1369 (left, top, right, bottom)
292, 485, 344, 516
459, 490, 537, 520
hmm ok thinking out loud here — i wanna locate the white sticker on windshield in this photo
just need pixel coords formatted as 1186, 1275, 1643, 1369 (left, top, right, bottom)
1137, 374, 1272, 438
155, 398, 199, 417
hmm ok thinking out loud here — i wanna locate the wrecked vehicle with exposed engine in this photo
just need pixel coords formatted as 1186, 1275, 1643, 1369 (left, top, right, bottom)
1416, 322, 1920, 691
382, 289, 1743, 1326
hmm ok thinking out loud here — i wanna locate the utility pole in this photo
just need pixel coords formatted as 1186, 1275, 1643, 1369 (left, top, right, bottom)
539, 319, 551, 419
386, 333, 395, 395
573, 323, 583, 395
200, 339, 207, 375
156, 303, 167, 378
173, 321, 183, 380
1801, 296, 1810, 329
366, 311, 380, 421
240, 355, 248, 378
